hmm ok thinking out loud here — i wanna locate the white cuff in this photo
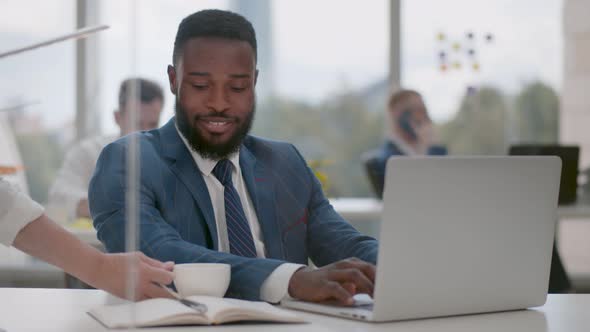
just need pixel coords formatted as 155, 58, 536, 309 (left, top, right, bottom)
259, 263, 306, 303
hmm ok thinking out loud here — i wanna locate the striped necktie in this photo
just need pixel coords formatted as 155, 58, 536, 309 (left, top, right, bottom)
212, 159, 257, 258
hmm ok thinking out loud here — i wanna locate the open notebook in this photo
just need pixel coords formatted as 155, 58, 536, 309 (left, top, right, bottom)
89, 296, 304, 328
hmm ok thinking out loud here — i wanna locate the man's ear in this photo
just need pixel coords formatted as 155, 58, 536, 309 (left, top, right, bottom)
254, 69, 259, 85
113, 109, 122, 126
167, 65, 178, 95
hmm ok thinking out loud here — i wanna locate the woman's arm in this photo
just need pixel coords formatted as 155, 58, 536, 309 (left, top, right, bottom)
12, 214, 174, 300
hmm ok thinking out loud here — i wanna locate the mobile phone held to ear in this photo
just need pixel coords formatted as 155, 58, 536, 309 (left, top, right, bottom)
399, 110, 417, 140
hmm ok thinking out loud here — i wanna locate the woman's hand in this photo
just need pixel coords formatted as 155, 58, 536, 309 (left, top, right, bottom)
93, 251, 175, 301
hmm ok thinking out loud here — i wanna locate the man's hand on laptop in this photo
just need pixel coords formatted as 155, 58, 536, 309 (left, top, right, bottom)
287, 257, 376, 306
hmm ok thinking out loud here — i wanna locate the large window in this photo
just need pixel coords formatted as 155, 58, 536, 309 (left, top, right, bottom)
253, 0, 390, 198
0, 0, 76, 203
97, 0, 390, 198
98, 0, 231, 136
1, 0, 565, 201
1, 0, 77, 287
402, 0, 562, 154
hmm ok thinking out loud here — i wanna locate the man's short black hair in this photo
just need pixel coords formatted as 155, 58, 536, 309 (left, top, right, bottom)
118, 78, 164, 110
172, 9, 257, 66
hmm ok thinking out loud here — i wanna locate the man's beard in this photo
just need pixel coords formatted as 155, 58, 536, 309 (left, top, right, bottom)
175, 100, 255, 160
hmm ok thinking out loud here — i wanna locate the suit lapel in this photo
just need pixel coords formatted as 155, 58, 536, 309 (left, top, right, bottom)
160, 119, 218, 250
240, 145, 285, 260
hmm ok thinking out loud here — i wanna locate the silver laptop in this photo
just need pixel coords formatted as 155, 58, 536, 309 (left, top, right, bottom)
282, 156, 561, 322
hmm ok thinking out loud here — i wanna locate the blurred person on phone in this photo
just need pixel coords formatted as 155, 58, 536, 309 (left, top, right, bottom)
363, 89, 447, 197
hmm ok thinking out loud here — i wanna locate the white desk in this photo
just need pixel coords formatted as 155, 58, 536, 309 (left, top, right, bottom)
65, 198, 590, 246
330, 198, 384, 224
331, 198, 590, 223
0, 288, 588, 331
0, 248, 64, 287
556, 202, 590, 219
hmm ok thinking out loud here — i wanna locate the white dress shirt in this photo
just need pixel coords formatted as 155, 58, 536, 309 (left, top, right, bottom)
389, 134, 419, 156
46, 135, 117, 223
177, 127, 304, 303
0, 177, 44, 246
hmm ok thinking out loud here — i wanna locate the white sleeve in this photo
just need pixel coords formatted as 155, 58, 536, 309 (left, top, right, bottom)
259, 263, 306, 303
46, 141, 96, 222
0, 178, 44, 246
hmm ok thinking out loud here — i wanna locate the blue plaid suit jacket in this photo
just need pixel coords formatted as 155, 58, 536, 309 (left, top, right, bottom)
89, 117, 378, 300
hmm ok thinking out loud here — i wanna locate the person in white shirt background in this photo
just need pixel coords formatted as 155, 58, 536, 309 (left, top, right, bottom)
0, 177, 174, 300
47, 78, 164, 222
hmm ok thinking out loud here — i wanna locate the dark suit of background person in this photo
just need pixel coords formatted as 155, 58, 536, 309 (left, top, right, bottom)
364, 89, 447, 198
89, 10, 378, 303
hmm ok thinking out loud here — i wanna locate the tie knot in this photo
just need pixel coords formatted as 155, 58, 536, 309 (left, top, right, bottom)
212, 159, 233, 185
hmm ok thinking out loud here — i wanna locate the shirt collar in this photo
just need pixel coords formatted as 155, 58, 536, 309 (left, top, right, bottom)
388, 133, 418, 156
175, 125, 240, 177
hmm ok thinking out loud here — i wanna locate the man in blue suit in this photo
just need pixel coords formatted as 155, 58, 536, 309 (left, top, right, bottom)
89, 9, 377, 305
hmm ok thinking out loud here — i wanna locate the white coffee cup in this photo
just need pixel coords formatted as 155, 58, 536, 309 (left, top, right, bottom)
173, 263, 231, 297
